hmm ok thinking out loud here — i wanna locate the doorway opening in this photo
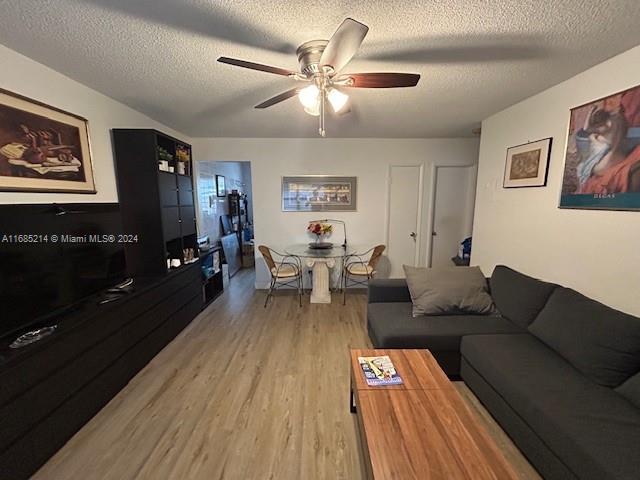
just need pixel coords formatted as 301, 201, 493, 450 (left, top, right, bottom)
195, 160, 255, 290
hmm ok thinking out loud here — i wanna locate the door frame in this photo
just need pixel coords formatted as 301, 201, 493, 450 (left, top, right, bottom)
384, 164, 425, 269
426, 163, 478, 267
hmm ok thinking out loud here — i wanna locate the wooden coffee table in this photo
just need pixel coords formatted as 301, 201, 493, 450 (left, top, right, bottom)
350, 349, 518, 479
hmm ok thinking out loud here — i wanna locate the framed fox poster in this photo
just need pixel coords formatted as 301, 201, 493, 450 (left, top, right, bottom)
559, 84, 640, 210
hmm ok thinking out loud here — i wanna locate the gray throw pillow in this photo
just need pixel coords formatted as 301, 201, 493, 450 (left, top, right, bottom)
403, 265, 494, 317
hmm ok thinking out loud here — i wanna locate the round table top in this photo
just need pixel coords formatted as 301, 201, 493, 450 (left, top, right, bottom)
284, 243, 357, 258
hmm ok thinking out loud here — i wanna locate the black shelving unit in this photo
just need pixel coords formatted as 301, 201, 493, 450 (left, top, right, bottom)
228, 191, 249, 265
112, 129, 197, 277
0, 264, 202, 479
201, 245, 224, 307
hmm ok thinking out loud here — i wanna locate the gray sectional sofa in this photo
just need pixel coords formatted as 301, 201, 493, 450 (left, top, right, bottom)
366, 266, 640, 480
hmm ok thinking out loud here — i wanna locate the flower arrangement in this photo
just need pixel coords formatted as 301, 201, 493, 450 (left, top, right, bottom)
307, 222, 333, 241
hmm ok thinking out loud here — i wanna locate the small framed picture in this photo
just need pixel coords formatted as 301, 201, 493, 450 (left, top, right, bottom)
216, 174, 226, 197
503, 138, 552, 188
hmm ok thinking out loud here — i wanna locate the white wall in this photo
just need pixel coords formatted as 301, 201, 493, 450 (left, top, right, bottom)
0, 44, 189, 204
473, 45, 640, 316
193, 137, 479, 287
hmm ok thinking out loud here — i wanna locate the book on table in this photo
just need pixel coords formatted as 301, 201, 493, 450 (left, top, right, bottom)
358, 355, 403, 386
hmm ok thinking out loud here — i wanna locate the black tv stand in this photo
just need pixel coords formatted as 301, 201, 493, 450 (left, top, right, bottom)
98, 294, 126, 305
113, 277, 134, 290
0, 263, 202, 479
9, 326, 58, 349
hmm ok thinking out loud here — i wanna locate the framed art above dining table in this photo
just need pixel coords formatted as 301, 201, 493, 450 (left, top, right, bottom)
282, 175, 357, 212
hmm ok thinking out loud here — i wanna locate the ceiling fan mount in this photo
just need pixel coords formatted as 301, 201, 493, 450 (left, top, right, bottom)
296, 40, 333, 77
218, 18, 421, 136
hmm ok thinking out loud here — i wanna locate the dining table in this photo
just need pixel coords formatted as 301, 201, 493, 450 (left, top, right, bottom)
285, 244, 356, 304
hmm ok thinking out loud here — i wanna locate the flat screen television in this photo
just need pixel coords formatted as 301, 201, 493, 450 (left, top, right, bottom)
0, 203, 127, 340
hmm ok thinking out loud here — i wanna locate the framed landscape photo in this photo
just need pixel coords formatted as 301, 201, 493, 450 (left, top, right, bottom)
559, 84, 640, 210
503, 138, 552, 188
0, 88, 95, 193
216, 174, 226, 197
282, 175, 357, 212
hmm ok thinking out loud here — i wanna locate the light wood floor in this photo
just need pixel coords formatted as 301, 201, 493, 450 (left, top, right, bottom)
33, 269, 540, 480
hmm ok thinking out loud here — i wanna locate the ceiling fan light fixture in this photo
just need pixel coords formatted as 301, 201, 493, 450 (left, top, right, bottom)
327, 88, 348, 113
219, 18, 421, 136
304, 105, 321, 116
298, 84, 320, 110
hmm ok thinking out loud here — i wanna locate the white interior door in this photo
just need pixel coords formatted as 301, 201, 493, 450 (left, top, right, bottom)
429, 165, 476, 268
387, 166, 422, 277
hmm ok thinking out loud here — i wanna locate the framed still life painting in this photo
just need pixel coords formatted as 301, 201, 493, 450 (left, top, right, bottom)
503, 138, 552, 188
559, 84, 640, 210
0, 88, 95, 193
282, 176, 357, 212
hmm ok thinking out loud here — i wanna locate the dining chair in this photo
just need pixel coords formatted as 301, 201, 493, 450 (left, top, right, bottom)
342, 245, 386, 304
258, 245, 303, 307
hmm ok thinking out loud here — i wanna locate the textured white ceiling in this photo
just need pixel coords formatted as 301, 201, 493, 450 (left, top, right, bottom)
1, 1, 639, 138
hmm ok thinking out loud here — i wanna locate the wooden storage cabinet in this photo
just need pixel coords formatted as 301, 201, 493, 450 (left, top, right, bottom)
0, 264, 202, 479
0, 129, 207, 479
180, 206, 197, 235
112, 129, 197, 276
162, 206, 181, 240
159, 172, 179, 206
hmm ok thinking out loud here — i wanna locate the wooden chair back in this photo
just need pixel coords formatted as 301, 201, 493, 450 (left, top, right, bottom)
258, 245, 276, 273
368, 245, 386, 270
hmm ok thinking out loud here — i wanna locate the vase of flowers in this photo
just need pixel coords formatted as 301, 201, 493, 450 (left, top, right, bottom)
307, 222, 333, 249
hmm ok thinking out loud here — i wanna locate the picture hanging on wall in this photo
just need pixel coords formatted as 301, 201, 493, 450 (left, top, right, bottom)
216, 174, 226, 197
0, 88, 95, 193
503, 138, 552, 188
559, 84, 640, 210
282, 176, 357, 212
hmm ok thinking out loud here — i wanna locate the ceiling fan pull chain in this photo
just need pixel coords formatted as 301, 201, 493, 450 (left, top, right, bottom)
319, 89, 326, 137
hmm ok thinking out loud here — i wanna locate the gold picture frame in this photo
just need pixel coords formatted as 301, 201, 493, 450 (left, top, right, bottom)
0, 88, 96, 193
503, 138, 552, 188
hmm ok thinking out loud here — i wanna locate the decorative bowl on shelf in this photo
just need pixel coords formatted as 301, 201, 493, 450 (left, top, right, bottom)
10, 325, 58, 349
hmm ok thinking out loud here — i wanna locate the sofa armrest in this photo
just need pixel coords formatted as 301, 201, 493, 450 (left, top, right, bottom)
368, 279, 412, 303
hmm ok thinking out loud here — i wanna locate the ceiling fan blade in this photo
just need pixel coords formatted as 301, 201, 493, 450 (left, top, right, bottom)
255, 88, 300, 109
319, 18, 369, 73
337, 72, 420, 88
218, 57, 296, 77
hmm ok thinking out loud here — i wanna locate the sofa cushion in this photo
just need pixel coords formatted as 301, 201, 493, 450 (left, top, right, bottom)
617, 371, 640, 409
403, 265, 494, 316
368, 279, 412, 303
489, 265, 557, 328
529, 287, 640, 387
461, 334, 640, 480
366, 302, 521, 351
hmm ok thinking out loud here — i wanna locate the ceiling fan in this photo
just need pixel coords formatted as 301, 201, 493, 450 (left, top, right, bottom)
218, 18, 420, 137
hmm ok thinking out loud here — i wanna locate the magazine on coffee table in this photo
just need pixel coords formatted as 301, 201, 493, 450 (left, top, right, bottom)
358, 355, 403, 386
